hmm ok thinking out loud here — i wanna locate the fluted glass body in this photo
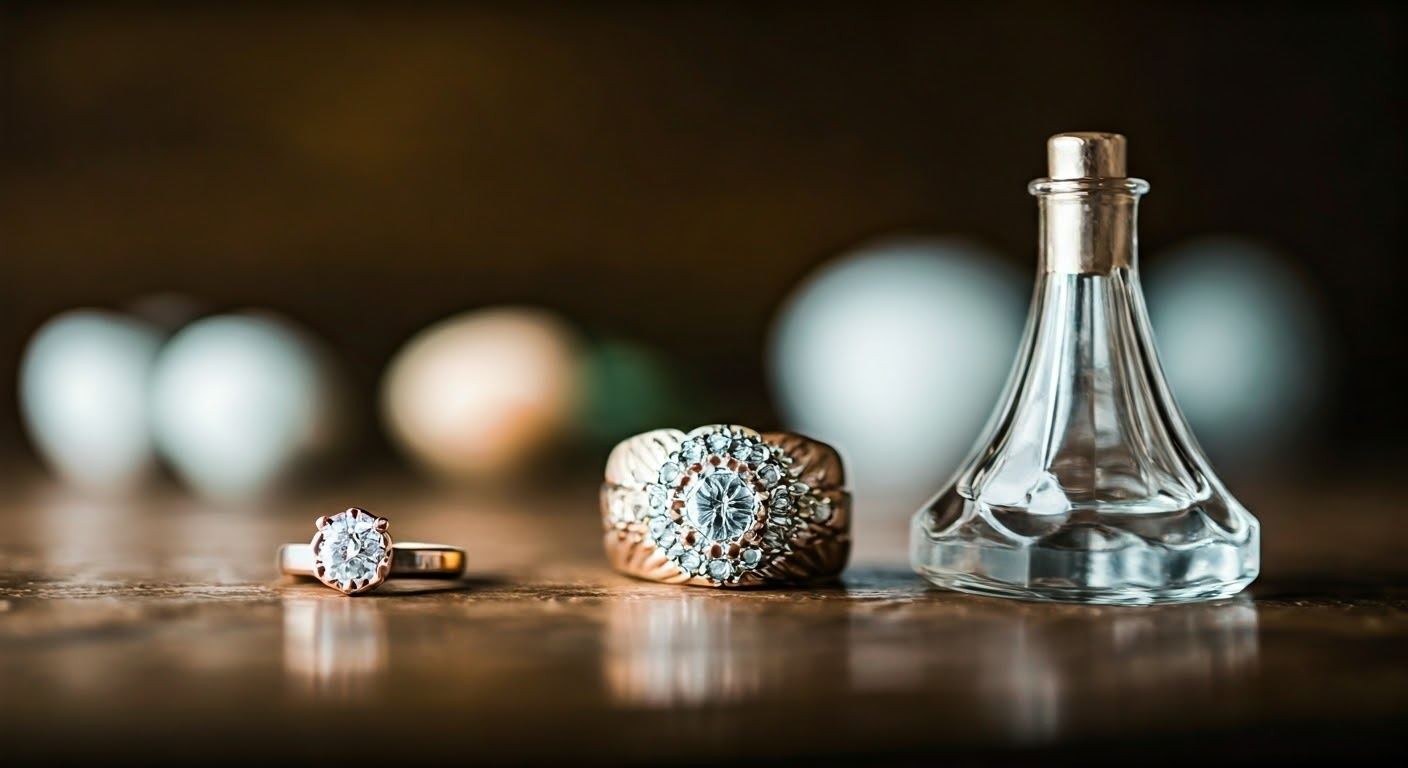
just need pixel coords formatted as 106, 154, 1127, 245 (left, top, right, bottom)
911, 176, 1259, 604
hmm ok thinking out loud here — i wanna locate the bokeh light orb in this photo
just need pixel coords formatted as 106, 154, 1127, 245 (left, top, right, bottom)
769, 236, 1025, 512
150, 312, 343, 500
1145, 236, 1328, 464
381, 306, 582, 480
576, 336, 681, 447
20, 309, 165, 493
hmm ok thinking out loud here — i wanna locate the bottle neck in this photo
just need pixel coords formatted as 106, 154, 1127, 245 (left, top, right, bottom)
1030, 178, 1148, 275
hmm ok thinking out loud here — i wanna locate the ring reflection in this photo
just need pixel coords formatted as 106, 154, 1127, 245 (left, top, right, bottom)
282, 597, 388, 697
605, 595, 764, 707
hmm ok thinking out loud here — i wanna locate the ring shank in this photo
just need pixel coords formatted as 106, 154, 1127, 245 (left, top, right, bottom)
279, 542, 466, 579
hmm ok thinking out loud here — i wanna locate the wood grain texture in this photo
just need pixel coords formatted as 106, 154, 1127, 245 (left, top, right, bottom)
1, 471, 1406, 764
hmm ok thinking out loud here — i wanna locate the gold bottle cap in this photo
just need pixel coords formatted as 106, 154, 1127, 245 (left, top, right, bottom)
1047, 132, 1126, 180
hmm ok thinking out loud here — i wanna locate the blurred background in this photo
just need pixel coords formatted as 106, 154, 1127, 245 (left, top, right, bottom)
0, 1, 1402, 522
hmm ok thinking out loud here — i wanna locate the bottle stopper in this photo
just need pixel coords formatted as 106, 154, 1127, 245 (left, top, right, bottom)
1047, 132, 1127, 180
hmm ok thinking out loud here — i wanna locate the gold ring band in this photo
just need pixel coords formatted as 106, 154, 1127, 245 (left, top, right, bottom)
278, 542, 466, 579
602, 424, 851, 588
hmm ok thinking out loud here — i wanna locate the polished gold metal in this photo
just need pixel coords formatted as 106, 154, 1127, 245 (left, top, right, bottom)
601, 426, 851, 588
278, 508, 465, 596
1030, 132, 1149, 275
278, 543, 467, 579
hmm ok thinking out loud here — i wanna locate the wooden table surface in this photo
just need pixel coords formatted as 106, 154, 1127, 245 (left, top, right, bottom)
1, 471, 1405, 764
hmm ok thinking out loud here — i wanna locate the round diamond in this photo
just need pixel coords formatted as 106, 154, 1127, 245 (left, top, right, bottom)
740, 548, 763, 568
707, 559, 734, 582
679, 550, 703, 572
658, 462, 681, 485
756, 463, 783, 488
731, 439, 752, 461
705, 432, 731, 455
317, 511, 387, 588
748, 444, 771, 464
648, 515, 670, 539
647, 484, 668, 510
769, 491, 794, 511
680, 439, 705, 464
684, 470, 758, 543
813, 499, 834, 523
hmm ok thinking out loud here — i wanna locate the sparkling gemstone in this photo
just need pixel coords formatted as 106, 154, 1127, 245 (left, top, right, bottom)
667, 543, 684, 559
813, 499, 834, 523
707, 559, 735, 582
740, 548, 763, 568
684, 470, 758, 543
657, 529, 677, 548
731, 440, 753, 461
748, 444, 771, 464
756, 463, 783, 487
706, 432, 731, 454
769, 491, 794, 511
680, 440, 705, 464
658, 462, 681, 485
648, 515, 670, 540
647, 484, 668, 510
317, 511, 387, 587
680, 550, 702, 572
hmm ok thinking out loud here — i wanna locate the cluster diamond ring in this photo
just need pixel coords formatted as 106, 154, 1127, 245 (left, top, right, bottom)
601, 425, 851, 587
278, 507, 466, 595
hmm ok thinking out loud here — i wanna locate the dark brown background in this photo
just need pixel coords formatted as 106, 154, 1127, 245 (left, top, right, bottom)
0, 0, 1402, 467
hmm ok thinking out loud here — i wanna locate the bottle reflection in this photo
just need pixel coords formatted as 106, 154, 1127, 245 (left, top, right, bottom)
605, 595, 766, 707
282, 598, 388, 697
992, 601, 1259, 742
849, 598, 1259, 744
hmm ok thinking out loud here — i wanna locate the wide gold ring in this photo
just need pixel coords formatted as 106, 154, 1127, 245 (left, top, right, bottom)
278, 507, 465, 596
602, 424, 851, 587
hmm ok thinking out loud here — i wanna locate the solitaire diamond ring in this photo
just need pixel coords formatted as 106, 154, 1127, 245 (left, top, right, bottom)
601, 425, 851, 587
278, 507, 466, 595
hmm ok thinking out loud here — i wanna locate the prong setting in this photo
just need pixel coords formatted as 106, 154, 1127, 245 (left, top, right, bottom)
309, 507, 393, 596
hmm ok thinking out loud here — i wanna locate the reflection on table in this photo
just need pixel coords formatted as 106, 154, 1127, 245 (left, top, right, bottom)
282, 597, 388, 697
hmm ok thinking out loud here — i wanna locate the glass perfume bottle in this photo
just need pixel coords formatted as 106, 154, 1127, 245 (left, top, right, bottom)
911, 132, 1259, 604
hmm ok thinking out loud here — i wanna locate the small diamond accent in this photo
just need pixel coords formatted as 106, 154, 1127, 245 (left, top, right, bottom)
680, 550, 702, 572
647, 484, 668, 510
706, 433, 731, 454
740, 548, 763, 568
648, 515, 670, 540
756, 463, 783, 487
769, 492, 794, 511
680, 439, 705, 464
658, 462, 681, 485
748, 444, 771, 464
707, 559, 734, 582
731, 440, 752, 461
813, 499, 834, 523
